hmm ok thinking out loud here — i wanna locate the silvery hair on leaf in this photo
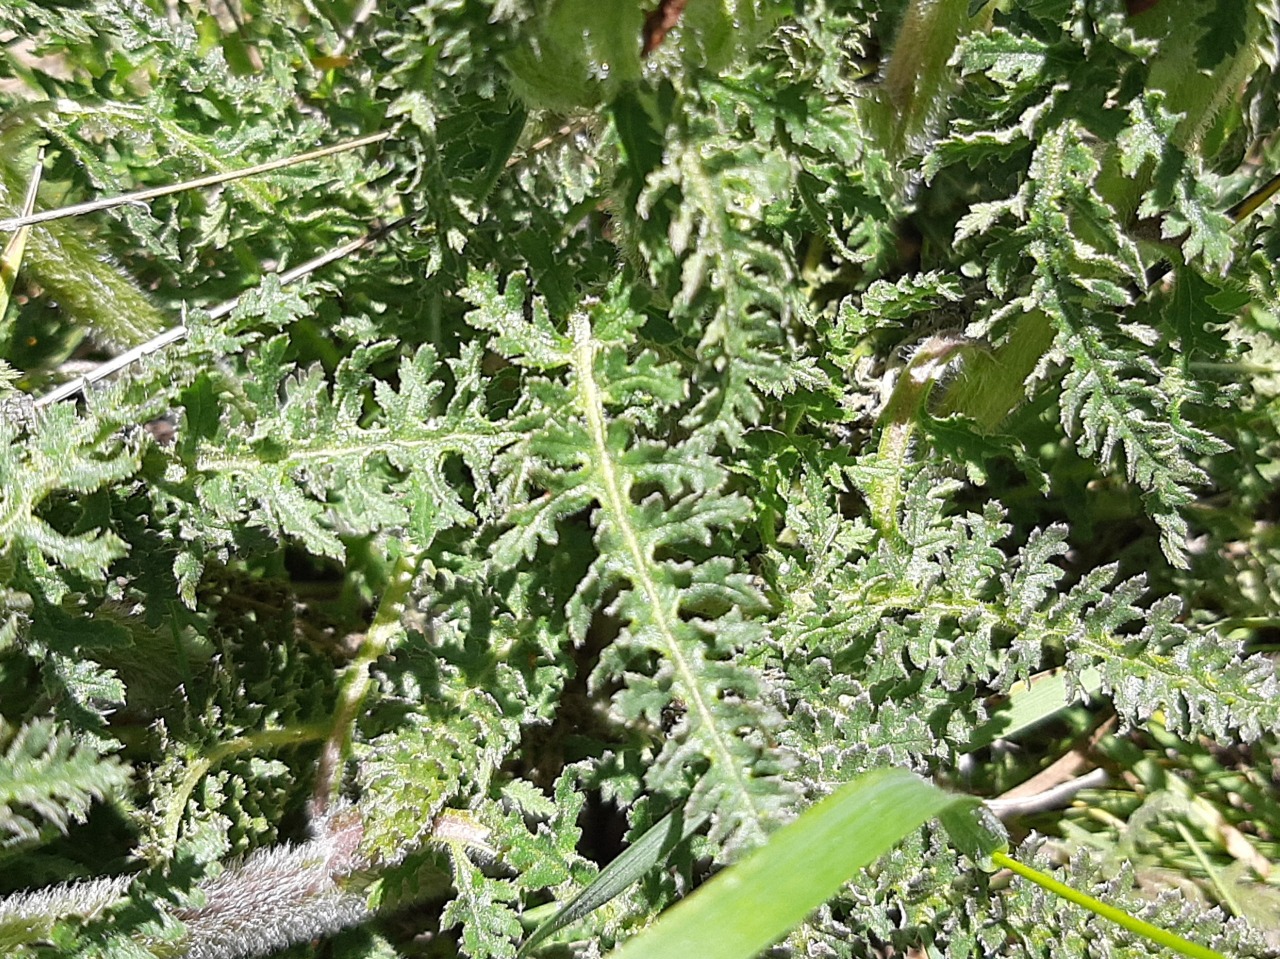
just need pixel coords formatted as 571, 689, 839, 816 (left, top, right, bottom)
177, 804, 368, 959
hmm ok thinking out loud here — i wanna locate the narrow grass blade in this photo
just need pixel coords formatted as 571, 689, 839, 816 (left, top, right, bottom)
964, 666, 1104, 752
1173, 821, 1243, 919
606, 769, 977, 959
520, 807, 706, 957
992, 850, 1228, 959
0, 147, 43, 326
1227, 169, 1280, 223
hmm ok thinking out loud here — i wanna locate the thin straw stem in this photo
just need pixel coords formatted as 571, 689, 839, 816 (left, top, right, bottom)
0, 130, 390, 232
31, 118, 591, 406
33, 214, 414, 408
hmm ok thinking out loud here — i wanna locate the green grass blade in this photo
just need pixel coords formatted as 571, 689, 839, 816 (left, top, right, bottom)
0, 147, 43, 333
964, 667, 1104, 752
606, 769, 977, 959
991, 851, 1228, 959
520, 807, 708, 956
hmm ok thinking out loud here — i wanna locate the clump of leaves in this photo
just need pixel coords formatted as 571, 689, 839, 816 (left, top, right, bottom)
0, 1, 1278, 958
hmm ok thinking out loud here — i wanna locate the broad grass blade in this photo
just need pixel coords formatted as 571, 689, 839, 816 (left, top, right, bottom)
606, 769, 977, 959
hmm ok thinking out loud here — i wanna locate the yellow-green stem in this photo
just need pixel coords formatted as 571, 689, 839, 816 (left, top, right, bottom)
161, 723, 330, 858
992, 850, 1228, 959
871, 335, 978, 541
314, 550, 421, 810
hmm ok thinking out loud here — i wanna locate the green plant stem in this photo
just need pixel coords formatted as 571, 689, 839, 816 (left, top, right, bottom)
314, 550, 421, 811
871, 335, 978, 540
991, 850, 1228, 959
877, 0, 972, 159
160, 723, 330, 859
1173, 820, 1243, 919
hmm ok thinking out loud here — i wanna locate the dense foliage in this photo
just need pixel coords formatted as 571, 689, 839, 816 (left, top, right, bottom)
0, 0, 1278, 956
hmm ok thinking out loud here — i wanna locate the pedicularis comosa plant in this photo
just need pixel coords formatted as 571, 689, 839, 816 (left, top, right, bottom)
1, 1, 1278, 957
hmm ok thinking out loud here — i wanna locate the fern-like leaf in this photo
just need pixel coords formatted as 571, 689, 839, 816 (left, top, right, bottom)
0, 719, 130, 849
186, 336, 513, 561
470, 275, 793, 856
0, 405, 141, 589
